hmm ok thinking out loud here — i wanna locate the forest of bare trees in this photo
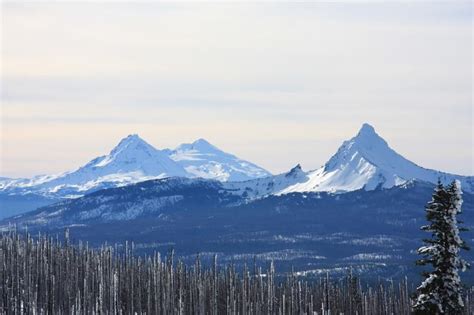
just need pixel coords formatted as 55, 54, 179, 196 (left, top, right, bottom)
0, 230, 472, 314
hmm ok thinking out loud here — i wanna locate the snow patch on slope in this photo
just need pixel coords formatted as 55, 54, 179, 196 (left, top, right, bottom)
1, 124, 472, 201
279, 124, 473, 194
225, 124, 473, 198
169, 138, 271, 182
223, 164, 308, 199
0, 135, 187, 197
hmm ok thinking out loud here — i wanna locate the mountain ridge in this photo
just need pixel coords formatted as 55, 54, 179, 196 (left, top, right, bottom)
2, 176, 472, 281
1, 124, 472, 281
0, 123, 472, 202
281, 123, 473, 194
169, 138, 272, 182
0, 135, 272, 198
222, 124, 473, 197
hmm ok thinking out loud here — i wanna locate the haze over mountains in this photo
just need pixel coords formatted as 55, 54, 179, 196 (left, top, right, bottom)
0, 123, 472, 202
1, 123, 472, 279
0, 135, 271, 198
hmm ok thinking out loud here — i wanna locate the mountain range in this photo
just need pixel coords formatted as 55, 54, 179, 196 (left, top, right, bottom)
3, 174, 473, 281
1, 123, 473, 219
1, 123, 472, 201
1, 123, 473, 280
0, 135, 271, 199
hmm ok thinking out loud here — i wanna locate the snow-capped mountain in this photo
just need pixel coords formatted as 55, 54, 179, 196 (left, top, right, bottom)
2, 124, 472, 281
0, 135, 271, 198
167, 138, 271, 182
283, 123, 473, 194
3, 175, 472, 282
225, 124, 473, 197
1, 123, 472, 203
0, 135, 188, 197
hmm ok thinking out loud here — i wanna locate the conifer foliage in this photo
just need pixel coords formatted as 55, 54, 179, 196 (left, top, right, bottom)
414, 180, 470, 314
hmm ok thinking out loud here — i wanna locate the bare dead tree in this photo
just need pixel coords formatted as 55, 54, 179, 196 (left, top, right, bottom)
1, 230, 473, 314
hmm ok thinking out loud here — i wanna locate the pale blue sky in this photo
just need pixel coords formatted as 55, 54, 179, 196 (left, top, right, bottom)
1, 1, 472, 178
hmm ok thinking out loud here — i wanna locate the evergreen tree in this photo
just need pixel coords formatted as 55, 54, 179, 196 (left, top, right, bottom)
414, 180, 470, 314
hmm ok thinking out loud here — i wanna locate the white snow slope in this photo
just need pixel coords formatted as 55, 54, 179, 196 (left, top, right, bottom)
168, 138, 272, 182
0, 135, 271, 197
1, 135, 189, 197
1, 124, 472, 199
224, 124, 473, 197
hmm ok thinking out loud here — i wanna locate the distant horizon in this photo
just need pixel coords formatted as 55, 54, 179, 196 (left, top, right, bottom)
2, 2, 472, 177
2, 123, 472, 179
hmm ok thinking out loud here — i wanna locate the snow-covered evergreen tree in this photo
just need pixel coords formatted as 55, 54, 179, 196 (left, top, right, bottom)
413, 180, 470, 314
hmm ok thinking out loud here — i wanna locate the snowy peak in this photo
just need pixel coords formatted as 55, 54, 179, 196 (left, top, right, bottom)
300, 123, 473, 193
169, 139, 271, 182
114, 134, 144, 148
92, 134, 159, 168
0, 135, 271, 198
110, 134, 154, 154
359, 122, 375, 133
190, 138, 218, 151
240, 123, 473, 198
173, 138, 221, 156
0, 135, 188, 197
353, 123, 389, 149
325, 124, 391, 172
76, 134, 187, 178
1, 126, 472, 201
286, 164, 304, 178
356, 123, 377, 138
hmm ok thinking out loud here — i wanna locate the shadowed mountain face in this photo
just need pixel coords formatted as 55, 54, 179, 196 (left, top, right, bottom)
1, 123, 472, 225
1, 124, 472, 280
3, 178, 473, 281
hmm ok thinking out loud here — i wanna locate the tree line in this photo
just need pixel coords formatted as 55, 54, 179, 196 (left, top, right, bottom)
0, 230, 471, 314
0, 180, 471, 314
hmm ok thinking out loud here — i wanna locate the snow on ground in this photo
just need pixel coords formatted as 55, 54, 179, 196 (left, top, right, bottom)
343, 253, 402, 261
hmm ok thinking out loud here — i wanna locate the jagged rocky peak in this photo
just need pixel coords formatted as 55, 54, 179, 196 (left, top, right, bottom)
90, 134, 162, 169
110, 134, 156, 154
193, 138, 212, 146
174, 138, 220, 153
77, 134, 187, 177
191, 138, 219, 151
123, 133, 141, 141
114, 134, 142, 147
286, 164, 304, 178
357, 123, 376, 136
324, 123, 387, 170
352, 123, 389, 150
292, 163, 302, 171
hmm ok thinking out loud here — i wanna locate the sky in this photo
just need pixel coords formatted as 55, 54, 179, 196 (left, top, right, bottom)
1, 1, 472, 178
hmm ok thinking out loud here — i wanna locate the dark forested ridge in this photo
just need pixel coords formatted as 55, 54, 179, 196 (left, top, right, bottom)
3, 180, 473, 282
1, 231, 473, 314
0, 194, 58, 220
